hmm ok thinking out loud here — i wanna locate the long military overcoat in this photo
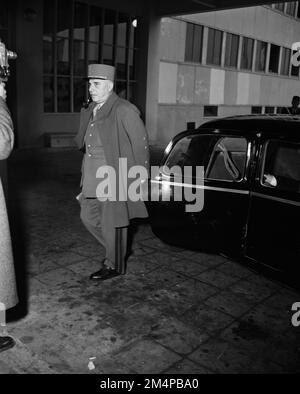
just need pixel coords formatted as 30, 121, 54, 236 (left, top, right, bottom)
75, 92, 150, 228
0, 97, 18, 310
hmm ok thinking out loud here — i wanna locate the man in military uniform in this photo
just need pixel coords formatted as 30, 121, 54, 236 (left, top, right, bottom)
75, 64, 149, 281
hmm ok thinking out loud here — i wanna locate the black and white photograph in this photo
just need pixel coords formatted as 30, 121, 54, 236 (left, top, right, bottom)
0, 0, 299, 377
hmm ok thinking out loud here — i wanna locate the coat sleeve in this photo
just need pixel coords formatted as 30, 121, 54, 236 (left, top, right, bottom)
0, 98, 14, 160
120, 106, 150, 173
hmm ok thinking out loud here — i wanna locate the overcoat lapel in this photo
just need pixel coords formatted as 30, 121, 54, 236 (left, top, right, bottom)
74, 102, 97, 149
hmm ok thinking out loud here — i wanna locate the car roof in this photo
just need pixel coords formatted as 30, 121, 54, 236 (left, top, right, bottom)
198, 114, 300, 140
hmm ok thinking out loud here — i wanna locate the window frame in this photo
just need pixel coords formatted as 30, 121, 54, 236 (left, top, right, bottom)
280, 47, 291, 76
163, 133, 250, 184
255, 40, 268, 73
260, 139, 300, 194
224, 32, 239, 68
240, 36, 254, 71
43, 0, 138, 113
206, 27, 223, 66
185, 22, 203, 64
205, 136, 249, 183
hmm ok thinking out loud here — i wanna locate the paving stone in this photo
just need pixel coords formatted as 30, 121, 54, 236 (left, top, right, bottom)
242, 304, 292, 336
88, 356, 138, 374
171, 279, 219, 305
147, 315, 210, 355
219, 319, 271, 354
248, 358, 288, 374
140, 267, 187, 290
263, 290, 300, 315
168, 259, 210, 277
181, 304, 235, 335
138, 237, 169, 250
196, 269, 241, 289
230, 278, 277, 303
146, 288, 198, 317
67, 259, 104, 277
0, 339, 55, 374
188, 338, 255, 374
69, 244, 105, 258
116, 339, 181, 374
131, 246, 156, 256
46, 251, 85, 268
188, 252, 228, 267
262, 335, 300, 373
163, 359, 213, 374
144, 251, 179, 266
36, 268, 83, 288
245, 273, 282, 292
204, 290, 256, 318
215, 260, 253, 279
126, 255, 160, 275
25, 255, 59, 276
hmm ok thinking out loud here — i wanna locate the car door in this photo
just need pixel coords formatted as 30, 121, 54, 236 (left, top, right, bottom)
191, 132, 252, 255
149, 131, 252, 255
245, 138, 300, 279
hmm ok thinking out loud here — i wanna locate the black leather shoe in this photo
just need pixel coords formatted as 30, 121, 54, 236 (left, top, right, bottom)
0, 336, 15, 353
89, 266, 120, 281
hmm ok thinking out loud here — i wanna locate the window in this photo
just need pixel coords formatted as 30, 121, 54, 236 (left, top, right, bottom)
255, 40, 267, 72
280, 47, 291, 76
262, 140, 300, 193
0, 2, 8, 33
164, 135, 248, 183
185, 22, 203, 63
268, 44, 280, 73
204, 106, 218, 117
274, 3, 285, 12
225, 33, 239, 68
43, 0, 138, 113
286, 1, 297, 16
291, 50, 300, 77
207, 28, 223, 66
251, 106, 262, 114
165, 135, 217, 174
206, 137, 248, 182
240, 37, 254, 70
297, 2, 300, 18
277, 107, 288, 114
265, 106, 275, 114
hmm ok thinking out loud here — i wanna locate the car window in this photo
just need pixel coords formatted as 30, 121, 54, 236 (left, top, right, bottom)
205, 137, 248, 182
262, 140, 300, 193
164, 134, 217, 176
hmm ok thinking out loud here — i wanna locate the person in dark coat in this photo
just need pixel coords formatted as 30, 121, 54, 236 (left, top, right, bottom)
0, 81, 18, 352
279, 96, 300, 114
75, 64, 149, 281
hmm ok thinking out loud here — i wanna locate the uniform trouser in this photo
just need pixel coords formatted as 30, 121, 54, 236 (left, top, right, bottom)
80, 197, 128, 274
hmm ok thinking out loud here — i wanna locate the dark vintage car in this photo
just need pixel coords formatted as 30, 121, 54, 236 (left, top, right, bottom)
147, 115, 300, 287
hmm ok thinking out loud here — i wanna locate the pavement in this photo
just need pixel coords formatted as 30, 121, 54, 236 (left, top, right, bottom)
0, 147, 299, 374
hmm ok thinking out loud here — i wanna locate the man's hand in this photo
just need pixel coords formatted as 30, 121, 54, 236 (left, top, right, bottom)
0, 82, 7, 101
263, 174, 277, 187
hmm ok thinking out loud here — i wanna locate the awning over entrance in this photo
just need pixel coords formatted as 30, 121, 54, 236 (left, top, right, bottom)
152, 0, 291, 17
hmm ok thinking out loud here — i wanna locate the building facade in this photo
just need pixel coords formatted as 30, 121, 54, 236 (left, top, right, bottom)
157, 2, 300, 145
0, 0, 298, 149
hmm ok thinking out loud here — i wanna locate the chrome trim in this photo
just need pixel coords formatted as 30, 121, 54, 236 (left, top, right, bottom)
151, 180, 250, 195
251, 192, 300, 207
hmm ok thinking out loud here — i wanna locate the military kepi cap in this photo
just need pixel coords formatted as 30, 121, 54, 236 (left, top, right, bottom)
87, 64, 115, 81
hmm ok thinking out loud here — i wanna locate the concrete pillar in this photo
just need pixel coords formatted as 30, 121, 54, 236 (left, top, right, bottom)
15, 0, 43, 147
135, 12, 161, 144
